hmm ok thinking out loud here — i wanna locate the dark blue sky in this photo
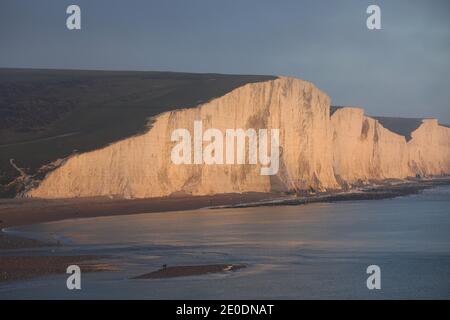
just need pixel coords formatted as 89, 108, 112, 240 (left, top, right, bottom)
1, 0, 449, 122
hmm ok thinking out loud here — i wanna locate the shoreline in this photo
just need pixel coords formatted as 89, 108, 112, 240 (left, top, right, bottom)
218, 178, 450, 209
1, 177, 449, 286
0, 192, 284, 229
0, 255, 115, 283
134, 264, 247, 279
1, 177, 449, 231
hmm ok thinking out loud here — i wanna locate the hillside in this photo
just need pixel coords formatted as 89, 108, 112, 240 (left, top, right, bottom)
0, 68, 275, 196
23, 77, 450, 199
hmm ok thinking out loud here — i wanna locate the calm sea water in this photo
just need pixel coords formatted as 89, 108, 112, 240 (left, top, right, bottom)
1, 186, 450, 299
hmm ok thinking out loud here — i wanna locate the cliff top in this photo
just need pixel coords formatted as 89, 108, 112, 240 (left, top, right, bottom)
373, 116, 426, 141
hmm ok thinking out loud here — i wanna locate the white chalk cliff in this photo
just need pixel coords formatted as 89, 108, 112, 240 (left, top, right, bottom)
26, 77, 450, 199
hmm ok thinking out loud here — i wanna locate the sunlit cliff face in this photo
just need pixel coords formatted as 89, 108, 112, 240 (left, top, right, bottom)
26, 77, 450, 199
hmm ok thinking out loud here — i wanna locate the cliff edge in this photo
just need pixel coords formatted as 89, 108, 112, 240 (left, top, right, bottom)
26, 77, 450, 199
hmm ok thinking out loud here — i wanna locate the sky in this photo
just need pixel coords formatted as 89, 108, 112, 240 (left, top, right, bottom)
1, 0, 449, 123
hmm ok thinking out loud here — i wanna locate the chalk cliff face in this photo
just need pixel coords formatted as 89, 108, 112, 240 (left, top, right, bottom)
331, 108, 450, 184
26, 77, 450, 199
408, 119, 450, 176
28, 77, 339, 198
331, 107, 411, 183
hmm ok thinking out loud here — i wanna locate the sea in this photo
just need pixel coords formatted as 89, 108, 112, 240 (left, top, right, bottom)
1, 185, 449, 299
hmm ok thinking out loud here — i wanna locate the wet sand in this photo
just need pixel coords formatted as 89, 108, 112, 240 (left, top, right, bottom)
0, 192, 282, 229
1, 178, 449, 285
0, 193, 277, 283
134, 264, 246, 279
2, 178, 449, 230
0, 232, 48, 250
0, 232, 114, 283
0, 255, 113, 283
